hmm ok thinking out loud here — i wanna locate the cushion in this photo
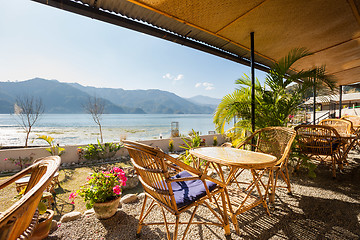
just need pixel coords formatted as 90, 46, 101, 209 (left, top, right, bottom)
170, 171, 217, 209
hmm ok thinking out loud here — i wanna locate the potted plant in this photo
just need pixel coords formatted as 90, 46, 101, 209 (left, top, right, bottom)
31, 201, 54, 240
69, 166, 127, 219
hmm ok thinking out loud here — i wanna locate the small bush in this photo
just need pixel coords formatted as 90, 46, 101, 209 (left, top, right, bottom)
78, 140, 123, 161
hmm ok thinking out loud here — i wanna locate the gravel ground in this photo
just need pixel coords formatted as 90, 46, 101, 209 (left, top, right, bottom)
47, 152, 360, 240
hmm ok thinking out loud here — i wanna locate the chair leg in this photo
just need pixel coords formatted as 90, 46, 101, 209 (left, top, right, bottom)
331, 156, 337, 178
182, 205, 199, 240
283, 166, 292, 194
160, 207, 171, 240
137, 195, 148, 236
268, 169, 275, 204
174, 215, 180, 240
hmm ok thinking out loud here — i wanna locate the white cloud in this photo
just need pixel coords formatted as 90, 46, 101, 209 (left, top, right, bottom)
195, 82, 215, 90
163, 73, 184, 84
163, 73, 172, 79
174, 74, 184, 81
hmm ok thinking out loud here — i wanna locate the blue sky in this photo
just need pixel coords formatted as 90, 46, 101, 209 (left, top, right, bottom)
0, 0, 267, 99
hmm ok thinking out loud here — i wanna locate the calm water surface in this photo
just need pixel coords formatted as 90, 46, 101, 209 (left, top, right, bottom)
0, 114, 216, 146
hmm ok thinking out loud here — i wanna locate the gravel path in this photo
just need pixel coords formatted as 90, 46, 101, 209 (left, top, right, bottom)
47, 152, 360, 240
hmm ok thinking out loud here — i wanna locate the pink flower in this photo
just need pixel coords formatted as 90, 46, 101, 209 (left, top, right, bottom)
69, 192, 77, 203
113, 167, 121, 173
86, 176, 93, 181
113, 185, 121, 195
4, 158, 7, 161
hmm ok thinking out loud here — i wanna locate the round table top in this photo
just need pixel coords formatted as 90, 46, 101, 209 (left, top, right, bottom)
190, 147, 277, 168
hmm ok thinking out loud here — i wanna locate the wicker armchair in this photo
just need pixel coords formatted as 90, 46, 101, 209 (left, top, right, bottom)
294, 125, 344, 178
319, 118, 356, 161
0, 156, 60, 240
319, 118, 354, 135
236, 127, 296, 202
341, 115, 360, 130
341, 115, 360, 149
123, 140, 230, 240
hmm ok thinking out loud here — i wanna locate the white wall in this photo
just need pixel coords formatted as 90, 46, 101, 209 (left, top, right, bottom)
0, 134, 226, 172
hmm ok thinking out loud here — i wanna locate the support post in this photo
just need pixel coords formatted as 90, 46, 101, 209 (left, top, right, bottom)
313, 78, 316, 124
339, 85, 343, 118
250, 32, 255, 133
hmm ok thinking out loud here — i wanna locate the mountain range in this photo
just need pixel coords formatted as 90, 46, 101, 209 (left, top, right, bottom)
0, 78, 220, 114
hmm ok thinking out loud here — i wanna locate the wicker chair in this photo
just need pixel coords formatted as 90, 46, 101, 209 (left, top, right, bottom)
123, 140, 230, 240
341, 115, 360, 149
235, 127, 296, 203
319, 118, 356, 161
294, 125, 344, 178
0, 156, 60, 240
319, 118, 354, 135
341, 115, 360, 130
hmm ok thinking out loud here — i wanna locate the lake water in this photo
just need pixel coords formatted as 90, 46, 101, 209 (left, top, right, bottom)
0, 114, 217, 146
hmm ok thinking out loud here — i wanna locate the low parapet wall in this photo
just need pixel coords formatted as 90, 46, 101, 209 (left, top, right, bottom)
0, 134, 226, 172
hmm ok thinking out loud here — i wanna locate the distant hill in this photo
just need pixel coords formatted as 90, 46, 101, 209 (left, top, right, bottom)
69, 83, 215, 114
187, 95, 221, 107
0, 78, 134, 114
0, 78, 215, 114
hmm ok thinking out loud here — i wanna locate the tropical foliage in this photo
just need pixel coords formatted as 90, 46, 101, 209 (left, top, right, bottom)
214, 48, 336, 143
179, 130, 206, 166
37, 135, 65, 156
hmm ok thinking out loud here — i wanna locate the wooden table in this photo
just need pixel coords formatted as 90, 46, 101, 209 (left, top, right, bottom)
190, 147, 277, 234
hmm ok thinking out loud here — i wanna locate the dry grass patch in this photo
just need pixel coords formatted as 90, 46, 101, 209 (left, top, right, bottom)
0, 160, 140, 222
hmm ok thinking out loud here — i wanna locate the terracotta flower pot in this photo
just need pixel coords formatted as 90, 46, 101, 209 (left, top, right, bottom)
30, 209, 54, 240
93, 196, 121, 219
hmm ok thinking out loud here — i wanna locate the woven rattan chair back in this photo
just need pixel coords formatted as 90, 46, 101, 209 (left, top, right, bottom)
341, 115, 360, 130
237, 127, 296, 166
319, 118, 353, 135
0, 156, 60, 240
295, 124, 342, 177
295, 124, 341, 156
123, 140, 178, 212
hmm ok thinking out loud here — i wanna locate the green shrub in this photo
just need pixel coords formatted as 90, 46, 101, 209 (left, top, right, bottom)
78, 140, 123, 161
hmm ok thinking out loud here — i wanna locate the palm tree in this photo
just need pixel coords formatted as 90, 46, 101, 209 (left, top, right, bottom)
214, 48, 335, 143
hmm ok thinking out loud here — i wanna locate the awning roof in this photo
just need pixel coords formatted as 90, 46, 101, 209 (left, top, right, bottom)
304, 92, 360, 105
32, 0, 360, 86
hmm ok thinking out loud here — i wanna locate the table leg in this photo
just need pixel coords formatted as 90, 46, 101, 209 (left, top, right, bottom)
220, 190, 231, 238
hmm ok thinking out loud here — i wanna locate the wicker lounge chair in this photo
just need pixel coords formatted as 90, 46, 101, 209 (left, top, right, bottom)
123, 140, 230, 240
294, 125, 344, 178
235, 127, 296, 203
0, 156, 60, 240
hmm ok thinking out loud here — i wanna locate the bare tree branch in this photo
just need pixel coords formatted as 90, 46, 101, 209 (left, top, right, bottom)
15, 96, 44, 147
83, 96, 105, 143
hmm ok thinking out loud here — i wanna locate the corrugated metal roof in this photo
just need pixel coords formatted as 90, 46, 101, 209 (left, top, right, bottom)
304, 92, 360, 104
